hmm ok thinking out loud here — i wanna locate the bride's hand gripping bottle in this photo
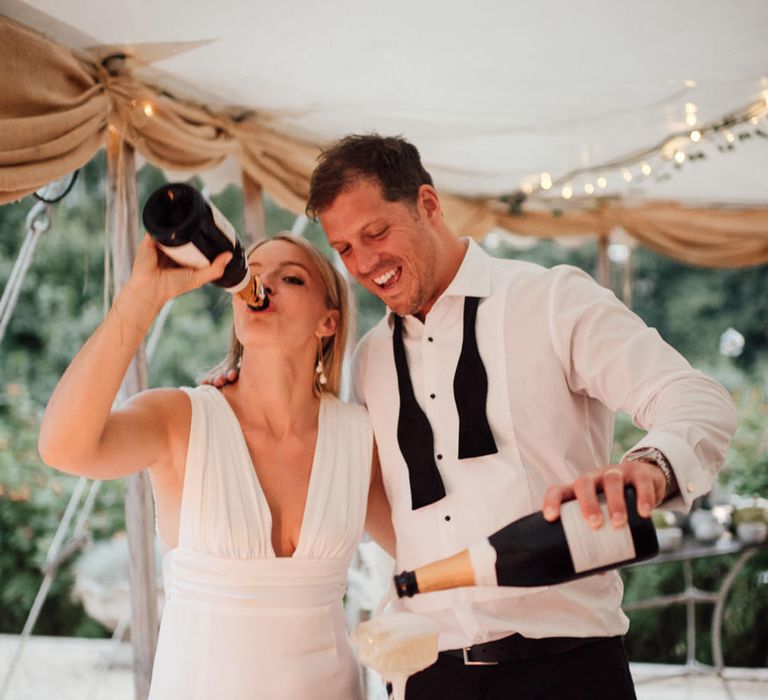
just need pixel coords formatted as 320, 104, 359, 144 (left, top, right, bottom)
142, 183, 268, 309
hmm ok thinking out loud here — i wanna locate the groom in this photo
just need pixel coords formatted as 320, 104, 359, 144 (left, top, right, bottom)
226, 134, 737, 699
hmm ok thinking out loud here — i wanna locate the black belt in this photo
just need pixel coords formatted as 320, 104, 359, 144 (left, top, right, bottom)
441, 633, 603, 666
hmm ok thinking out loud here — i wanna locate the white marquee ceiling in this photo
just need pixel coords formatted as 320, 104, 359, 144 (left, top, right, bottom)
4, 0, 768, 206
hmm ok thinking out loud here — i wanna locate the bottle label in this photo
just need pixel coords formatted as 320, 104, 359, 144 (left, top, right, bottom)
560, 500, 636, 573
468, 540, 499, 586
207, 199, 238, 247
157, 242, 210, 269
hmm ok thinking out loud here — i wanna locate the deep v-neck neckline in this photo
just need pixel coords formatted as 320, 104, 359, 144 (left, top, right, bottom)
210, 387, 326, 559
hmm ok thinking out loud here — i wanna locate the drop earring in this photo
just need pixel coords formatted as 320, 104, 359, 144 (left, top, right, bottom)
315, 336, 327, 387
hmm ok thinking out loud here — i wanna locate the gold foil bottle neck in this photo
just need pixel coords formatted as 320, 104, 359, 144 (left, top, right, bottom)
237, 275, 269, 310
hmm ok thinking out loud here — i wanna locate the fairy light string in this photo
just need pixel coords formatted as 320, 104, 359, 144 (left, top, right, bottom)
502, 93, 768, 213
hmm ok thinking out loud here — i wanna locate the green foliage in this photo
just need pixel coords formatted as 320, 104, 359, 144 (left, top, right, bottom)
721, 388, 768, 496
0, 381, 123, 637
147, 290, 233, 387
620, 563, 688, 664
629, 249, 768, 374
620, 550, 768, 667
719, 549, 768, 666
1, 166, 108, 404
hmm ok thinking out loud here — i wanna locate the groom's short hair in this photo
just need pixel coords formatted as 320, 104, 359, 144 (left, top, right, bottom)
306, 134, 434, 218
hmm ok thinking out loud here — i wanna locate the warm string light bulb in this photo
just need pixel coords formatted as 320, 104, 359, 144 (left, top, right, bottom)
143, 102, 155, 117
503, 94, 766, 207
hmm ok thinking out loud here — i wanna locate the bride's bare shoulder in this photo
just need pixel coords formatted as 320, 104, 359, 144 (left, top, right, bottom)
122, 387, 192, 439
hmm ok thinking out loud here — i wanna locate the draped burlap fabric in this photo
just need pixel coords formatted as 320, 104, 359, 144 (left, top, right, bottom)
441, 197, 768, 268
1, 16, 767, 268
0, 17, 319, 214
0, 18, 108, 202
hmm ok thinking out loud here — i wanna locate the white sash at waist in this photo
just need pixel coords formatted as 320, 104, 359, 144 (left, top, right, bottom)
162, 547, 349, 609
151, 548, 363, 699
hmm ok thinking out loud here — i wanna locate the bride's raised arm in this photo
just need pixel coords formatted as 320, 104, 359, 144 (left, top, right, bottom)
38, 234, 231, 479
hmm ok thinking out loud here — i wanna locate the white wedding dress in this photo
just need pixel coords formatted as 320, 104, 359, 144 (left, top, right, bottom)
149, 385, 372, 700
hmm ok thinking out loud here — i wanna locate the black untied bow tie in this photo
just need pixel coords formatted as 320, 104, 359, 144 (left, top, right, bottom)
392, 297, 498, 510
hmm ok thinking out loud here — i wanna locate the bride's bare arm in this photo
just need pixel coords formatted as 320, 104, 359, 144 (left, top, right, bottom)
38, 235, 231, 479
365, 443, 396, 557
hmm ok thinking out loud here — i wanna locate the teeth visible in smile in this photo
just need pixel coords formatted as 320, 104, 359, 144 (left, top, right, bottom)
374, 268, 397, 285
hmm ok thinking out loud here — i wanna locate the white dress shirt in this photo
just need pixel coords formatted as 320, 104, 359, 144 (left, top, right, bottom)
353, 239, 737, 650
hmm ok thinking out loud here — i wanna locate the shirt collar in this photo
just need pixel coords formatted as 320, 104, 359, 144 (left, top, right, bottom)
385, 238, 492, 327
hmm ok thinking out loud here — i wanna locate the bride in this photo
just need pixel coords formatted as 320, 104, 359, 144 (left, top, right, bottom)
39, 232, 394, 699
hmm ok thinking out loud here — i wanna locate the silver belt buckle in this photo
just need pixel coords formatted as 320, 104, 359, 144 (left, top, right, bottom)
462, 646, 499, 666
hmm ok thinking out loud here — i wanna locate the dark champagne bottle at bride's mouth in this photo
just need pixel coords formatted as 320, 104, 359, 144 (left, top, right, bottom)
394, 486, 659, 598
142, 183, 268, 310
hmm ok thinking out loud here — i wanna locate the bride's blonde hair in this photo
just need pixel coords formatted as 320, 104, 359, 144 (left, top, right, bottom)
206, 234, 350, 397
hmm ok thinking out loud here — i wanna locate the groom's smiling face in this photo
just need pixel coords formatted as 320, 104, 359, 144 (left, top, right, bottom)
321, 178, 442, 318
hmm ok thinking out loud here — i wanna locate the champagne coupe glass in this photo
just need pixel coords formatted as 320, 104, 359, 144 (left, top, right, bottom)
353, 610, 439, 700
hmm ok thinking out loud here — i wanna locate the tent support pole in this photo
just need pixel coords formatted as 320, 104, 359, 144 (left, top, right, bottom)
597, 235, 611, 288
241, 169, 267, 245
623, 246, 633, 309
106, 130, 159, 700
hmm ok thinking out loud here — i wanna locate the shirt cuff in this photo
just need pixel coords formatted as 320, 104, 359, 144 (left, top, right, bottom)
622, 431, 713, 513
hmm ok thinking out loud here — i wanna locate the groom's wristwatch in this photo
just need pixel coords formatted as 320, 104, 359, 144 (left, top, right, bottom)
627, 447, 677, 504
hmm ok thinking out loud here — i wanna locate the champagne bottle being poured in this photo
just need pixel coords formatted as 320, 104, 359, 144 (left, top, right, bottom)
394, 486, 659, 598
142, 183, 268, 310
